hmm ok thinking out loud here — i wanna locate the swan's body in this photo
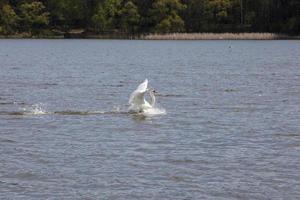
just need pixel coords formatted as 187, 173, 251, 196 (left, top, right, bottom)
128, 79, 156, 113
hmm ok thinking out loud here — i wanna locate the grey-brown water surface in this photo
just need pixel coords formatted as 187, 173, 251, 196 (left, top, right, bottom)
0, 40, 300, 199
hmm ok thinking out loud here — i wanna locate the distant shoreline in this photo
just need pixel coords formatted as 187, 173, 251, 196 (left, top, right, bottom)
0, 33, 299, 40
140, 33, 300, 40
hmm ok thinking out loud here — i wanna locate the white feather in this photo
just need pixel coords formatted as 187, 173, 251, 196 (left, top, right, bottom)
128, 79, 166, 115
128, 79, 151, 112
129, 79, 148, 104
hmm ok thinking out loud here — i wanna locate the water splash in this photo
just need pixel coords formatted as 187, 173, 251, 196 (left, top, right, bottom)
142, 107, 166, 117
54, 110, 106, 115
22, 103, 47, 115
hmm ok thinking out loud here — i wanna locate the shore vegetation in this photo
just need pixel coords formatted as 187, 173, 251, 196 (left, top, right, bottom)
0, 0, 299, 38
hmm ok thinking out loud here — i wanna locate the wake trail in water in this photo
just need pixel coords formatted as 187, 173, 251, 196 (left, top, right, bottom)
0, 104, 129, 116
53, 110, 128, 115
1, 103, 166, 118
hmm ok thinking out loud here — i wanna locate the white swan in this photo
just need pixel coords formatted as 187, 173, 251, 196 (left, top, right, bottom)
128, 79, 156, 113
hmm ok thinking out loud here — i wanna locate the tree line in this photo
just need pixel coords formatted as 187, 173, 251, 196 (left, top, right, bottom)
0, 0, 299, 37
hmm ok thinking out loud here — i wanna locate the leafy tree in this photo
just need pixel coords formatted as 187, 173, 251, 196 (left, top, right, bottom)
19, 1, 49, 35
155, 14, 184, 33
0, 4, 18, 34
0, 0, 300, 35
46, 0, 87, 31
206, 0, 232, 23
183, 0, 202, 32
287, 0, 300, 33
119, 1, 140, 34
130, 0, 152, 33
92, 5, 109, 32
150, 0, 186, 33
92, 0, 121, 33
199, 0, 234, 32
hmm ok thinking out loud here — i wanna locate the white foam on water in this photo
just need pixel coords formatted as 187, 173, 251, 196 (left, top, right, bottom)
112, 105, 121, 112
142, 107, 167, 117
22, 103, 47, 115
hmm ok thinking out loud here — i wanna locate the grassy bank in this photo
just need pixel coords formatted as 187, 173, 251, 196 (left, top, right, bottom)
0, 32, 299, 40
0, 33, 64, 39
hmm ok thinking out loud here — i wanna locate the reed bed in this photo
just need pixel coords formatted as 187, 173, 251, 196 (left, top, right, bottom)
141, 33, 295, 40
1, 32, 298, 40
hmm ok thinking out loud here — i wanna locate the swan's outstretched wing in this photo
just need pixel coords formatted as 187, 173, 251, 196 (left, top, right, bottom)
129, 79, 148, 105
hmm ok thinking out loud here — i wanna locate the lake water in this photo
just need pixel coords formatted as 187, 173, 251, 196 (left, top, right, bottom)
0, 39, 299, 199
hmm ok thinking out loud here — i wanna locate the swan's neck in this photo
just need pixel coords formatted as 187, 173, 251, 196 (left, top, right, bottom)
149, 91, 156, 106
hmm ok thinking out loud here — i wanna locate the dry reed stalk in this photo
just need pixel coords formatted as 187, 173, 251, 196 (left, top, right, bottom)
140, 33, 291, 40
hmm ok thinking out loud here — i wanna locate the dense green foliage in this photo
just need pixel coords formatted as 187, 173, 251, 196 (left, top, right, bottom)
0, 0, 299, 36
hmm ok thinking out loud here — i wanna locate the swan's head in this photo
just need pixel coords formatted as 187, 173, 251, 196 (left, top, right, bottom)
149, 89, 157, 94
